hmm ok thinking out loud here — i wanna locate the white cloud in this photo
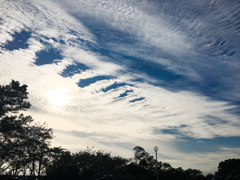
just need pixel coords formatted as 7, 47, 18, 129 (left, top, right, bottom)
55, 0, 193, 54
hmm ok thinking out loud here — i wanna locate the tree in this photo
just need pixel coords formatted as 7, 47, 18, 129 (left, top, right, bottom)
172, 167, 186, 180
46, 149, 79, 180
216, 159, 240, 180
24, 122, 53, 178
205, 173, 215, 180
0, 80, 54, 177
0, 80, 30, 117
73, 147, 128, 179
133, 146, 156, 169
0, 80, 33, 175
184, 168, 205, 180
46, 147, 129, 180
126, 146, 158, 180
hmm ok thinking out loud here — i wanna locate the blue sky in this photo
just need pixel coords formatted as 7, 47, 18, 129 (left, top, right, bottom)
0, 0, 240, 174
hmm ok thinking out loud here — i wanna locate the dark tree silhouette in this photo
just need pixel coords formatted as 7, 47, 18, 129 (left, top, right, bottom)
24, 122, 53, 178
205, 173, 215, 180
184, 168, 205, 180
46, 147, 128, 180
46, 149, 79, 180
0, 80, 30, 117
0, 80, 53, 178
216, 159, 240, 180
125, 146, 159, 180
133, 146, 156, 169
0, 80, 33, 175
167, 167, 186, 180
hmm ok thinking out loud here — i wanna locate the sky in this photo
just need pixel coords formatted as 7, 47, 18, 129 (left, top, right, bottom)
0, 0, 240, 174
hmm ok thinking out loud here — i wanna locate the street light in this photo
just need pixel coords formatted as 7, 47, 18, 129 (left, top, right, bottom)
153, 146, 159, 180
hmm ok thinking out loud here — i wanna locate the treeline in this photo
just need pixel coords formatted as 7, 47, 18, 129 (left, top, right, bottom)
0, 80, 240, 180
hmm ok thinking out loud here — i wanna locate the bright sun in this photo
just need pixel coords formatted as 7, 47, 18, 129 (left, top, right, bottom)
47, 89, 69, 108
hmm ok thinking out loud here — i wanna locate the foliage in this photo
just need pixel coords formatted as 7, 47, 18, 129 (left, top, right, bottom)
46, 147, 128, 179
205, 173, 215, 180
216, 159, 240, 180
0, 80, 30, 117
0, 80, 53, 177
124, 146, 158, 180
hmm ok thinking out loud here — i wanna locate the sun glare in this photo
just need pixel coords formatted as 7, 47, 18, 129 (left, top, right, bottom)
47, 89, 69, 108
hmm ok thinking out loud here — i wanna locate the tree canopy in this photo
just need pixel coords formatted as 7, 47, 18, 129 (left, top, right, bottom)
0, 80, 30, 117
216, 159, 240, 180
0, 80, 53, 178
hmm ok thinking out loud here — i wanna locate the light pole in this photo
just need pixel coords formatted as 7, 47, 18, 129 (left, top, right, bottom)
153, 146, 159, 180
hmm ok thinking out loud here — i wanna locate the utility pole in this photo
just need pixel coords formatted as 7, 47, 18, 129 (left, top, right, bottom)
153, 146, 159, 180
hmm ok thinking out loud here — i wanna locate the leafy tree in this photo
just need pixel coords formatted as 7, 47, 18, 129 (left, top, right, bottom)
216, 159, 240, 180
133, 146, 156, 169
46, 147, 129, 179
162, 167, 186, 180
46, 149, 79, 180
73, 148, 128, 178
0, 80, 33, 175
184, 168, 205, 180
0, 80, 30, 117
205, 173, 215, 180
24, 122, 53, 178
126, 146, 159, 180
173, 167, 187, 180
0, 80, 54, 177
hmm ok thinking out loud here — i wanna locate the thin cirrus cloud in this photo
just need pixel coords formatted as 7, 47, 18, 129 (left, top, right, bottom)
0, 0, 240, 174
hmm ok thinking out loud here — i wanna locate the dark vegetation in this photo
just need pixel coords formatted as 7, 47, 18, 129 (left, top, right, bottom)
0, 80, 240, 180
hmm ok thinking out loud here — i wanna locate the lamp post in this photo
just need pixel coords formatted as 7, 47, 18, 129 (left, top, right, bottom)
153, 146, 159, 180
